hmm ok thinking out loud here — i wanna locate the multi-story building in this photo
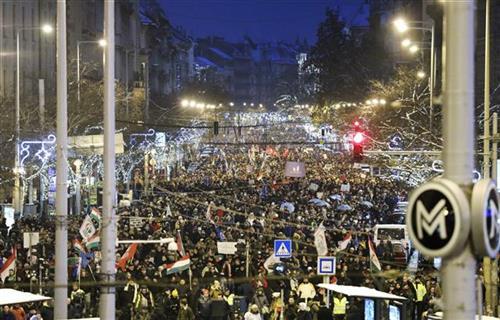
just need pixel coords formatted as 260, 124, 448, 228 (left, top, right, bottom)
0, 0, 57, 100
194, 37, 301, 105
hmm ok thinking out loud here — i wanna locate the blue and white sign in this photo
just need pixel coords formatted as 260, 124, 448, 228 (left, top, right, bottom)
317, 256, 336, 275
274, 239, 292, 258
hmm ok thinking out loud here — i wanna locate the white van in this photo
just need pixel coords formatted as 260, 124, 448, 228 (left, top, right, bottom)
373, 224, 411, 252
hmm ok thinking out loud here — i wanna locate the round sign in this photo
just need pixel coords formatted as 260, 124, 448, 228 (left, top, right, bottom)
471, 179, 500, 257
406, 179, 470, 258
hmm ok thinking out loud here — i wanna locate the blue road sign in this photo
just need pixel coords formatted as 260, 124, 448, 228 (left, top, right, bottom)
317, 256, 336, 275
274, 239, 292, 258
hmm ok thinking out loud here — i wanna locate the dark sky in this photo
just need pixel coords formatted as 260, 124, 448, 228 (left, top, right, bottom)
160, 0, 368, 43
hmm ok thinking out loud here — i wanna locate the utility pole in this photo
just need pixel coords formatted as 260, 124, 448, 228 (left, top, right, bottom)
483, 0, 494, 315
492, 112, 499, 316
143, 61, 149, 122
100, 0, 117, 318
38, 79, 45, 130
54, 0, 68, 318
441, 1, 476, 319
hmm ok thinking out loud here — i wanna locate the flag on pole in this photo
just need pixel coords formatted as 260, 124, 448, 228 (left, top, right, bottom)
368, 239, 382, 272
206, 204, 214, 224
73, 239, 86, 254
116, 243, 138, 272
90, 207, 102, 228
215, 226, 226, 241
176, 231, 185, 257
165, 255, 191, 275
85, 234, 100, 250
0, 247, 16, 282
338, 232, 352, 251
79, 215, 97, 242
314, 223, 328, 256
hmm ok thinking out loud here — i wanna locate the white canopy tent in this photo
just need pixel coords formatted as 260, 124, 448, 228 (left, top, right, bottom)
317, 284, 406, 301
0, 289, 51, 305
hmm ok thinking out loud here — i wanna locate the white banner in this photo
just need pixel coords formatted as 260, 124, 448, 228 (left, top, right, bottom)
23, 232, 40, 249
217, 242, 238, 255
285, 161, 306, 178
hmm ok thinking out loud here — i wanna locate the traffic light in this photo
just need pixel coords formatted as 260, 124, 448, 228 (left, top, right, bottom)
213, 121, 219, 135
352, 121, 364, 162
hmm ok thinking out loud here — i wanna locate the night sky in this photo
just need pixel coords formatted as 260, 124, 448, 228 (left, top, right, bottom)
160, 0, 368, 43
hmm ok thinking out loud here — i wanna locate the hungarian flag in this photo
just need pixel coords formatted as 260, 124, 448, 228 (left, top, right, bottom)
73, 239, 86, 254
0, 247, 16, 282
176, 231, 185, 257
368, 239, 382, 272
90, 207, 102, 228
116, 243, 138, 272
338, 232, 352, 251
165, 255, 190, 275
85, 234, 100, 250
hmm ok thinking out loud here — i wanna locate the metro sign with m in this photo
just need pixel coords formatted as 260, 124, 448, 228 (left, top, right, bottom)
416, 199, 448, 240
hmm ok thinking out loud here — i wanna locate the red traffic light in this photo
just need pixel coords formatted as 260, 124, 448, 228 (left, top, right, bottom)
353, 132, 364, 144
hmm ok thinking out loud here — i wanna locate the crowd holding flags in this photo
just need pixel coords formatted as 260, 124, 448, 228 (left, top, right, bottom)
0, 247, 16, 282
338, 232, 352, 251
164, 230, 190, 275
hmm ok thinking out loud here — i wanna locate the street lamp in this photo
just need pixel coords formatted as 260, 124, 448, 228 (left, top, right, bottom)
13, 24, 53, 214
392, 17, 436, 131
76, 39, 105, 102
393, 18, 409, 33
417, 71, 426, 79
401, 38, 412, 48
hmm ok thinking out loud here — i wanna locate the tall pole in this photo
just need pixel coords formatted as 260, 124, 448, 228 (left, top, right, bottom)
492, 112, 499, 317
144, 62, 149, 122
13, 30, 21, 215
100, 0, 116, 318
54, 0, 68, 318
77, 42, 81, 103
38, 79, 45, 130
441, 1, 476, 320
483, 0, 493, 314
484, 0, 491, 179
125, 50, 129, 119
429, 23, 435, 132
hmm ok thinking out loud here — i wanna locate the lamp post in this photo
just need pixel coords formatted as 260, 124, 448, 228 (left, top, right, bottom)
76, 39, 106, 102
125, 49, 135, 119
394, 18, 436, 131
13, 24, 53, 215
74, 159, 82, 215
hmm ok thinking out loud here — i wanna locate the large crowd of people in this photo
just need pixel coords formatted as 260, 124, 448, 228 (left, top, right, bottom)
0, 125, 446, 320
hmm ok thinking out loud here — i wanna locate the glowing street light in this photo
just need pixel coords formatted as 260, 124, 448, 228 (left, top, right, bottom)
409, 44, 419, 54
41, 24, 54, 34
401, 38, 412, 48
393, 18, 409, 33
181, 99, 189, 107
98, 39, 107, 47
417, 71, 426, 79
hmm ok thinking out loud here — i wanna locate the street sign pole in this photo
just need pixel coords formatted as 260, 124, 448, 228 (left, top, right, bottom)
100, 1, 116, 319
54, 0, 68, 318
442, 1, 476, 319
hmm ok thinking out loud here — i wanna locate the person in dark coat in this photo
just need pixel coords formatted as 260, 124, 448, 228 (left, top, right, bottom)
209, 292, 230, 320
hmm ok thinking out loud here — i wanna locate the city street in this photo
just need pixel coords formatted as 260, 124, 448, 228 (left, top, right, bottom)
0, 1, 498, 320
